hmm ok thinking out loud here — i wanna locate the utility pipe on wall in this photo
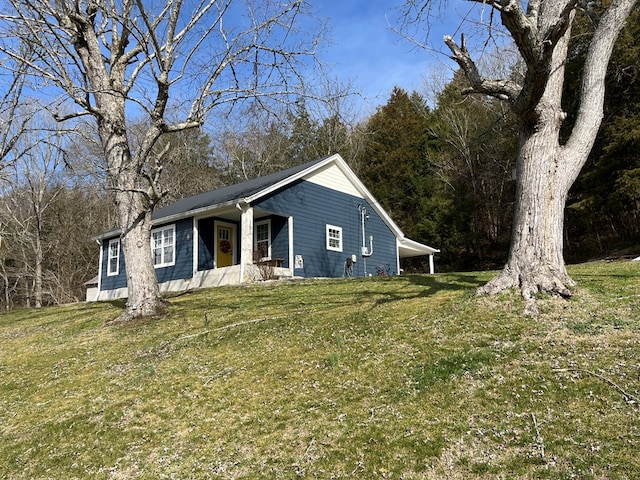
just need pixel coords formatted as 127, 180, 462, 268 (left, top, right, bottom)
359, 205, 374, 276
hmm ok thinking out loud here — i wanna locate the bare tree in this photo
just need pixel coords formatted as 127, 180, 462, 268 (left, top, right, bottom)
429, 75, 517, 259
0, 110, 67, 308
0, 0, 325, 320
214, 80, 364, 181
0, 41, 39, 175
402, 0, 637, 313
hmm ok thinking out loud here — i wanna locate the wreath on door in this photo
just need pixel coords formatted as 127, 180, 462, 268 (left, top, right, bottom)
220, 239, 231, 254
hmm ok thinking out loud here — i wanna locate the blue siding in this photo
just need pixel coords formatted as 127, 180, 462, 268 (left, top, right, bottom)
255, 181, 397, 278
99, 179, 401, 292
99, 218, 193, 291
100, 238, 127, 291
258, 215, 289, 267
155, 218, 193, 283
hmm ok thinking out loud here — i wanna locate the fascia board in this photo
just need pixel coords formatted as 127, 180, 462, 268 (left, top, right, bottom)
243, 154, 338, 204
92, 199, 241, 241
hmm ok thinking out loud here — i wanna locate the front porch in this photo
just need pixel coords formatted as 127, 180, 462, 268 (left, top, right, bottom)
193, 204, 295, 287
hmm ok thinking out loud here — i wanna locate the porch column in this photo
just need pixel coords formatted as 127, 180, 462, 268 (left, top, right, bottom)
288, 216, 294, 277
238, 202, 254, 282
429, 253, 435, 275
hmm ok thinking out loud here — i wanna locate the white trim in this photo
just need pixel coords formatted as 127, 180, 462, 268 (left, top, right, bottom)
326, 224, 343, 252
107, 238, 120, 276
254, 218, 272, 261
192, 217, 199, 274
151, 224, 176, 268
239, 205, 254, 282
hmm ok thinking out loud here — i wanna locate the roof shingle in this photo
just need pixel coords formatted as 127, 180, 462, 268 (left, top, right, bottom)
152, 156, 329, 220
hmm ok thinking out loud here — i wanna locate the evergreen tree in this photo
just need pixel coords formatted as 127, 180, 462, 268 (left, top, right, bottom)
429, 72, 518, 269
361, 87, 436, 243
565, 7, 640, 259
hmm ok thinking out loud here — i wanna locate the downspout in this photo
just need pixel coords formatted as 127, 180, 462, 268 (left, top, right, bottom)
358, 205, 373, 276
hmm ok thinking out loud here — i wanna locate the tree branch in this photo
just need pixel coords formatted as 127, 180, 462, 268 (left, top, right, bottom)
563, 0, 638, 188
443, 34, 520, 101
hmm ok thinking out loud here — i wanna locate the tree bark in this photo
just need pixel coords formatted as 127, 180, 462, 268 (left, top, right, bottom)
101, 123, 166, 321
478, 121, 575, 313
478, 3, 576, 312
115, 187, 165, 320
77, 7, 168, 322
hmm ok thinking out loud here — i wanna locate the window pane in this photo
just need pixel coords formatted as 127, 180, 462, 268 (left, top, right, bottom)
256, 224, 268, 241
164, 245, 174, 263
164, 229, 173, 245
151, 226, 175, 266
108, 241, 119, 274
257, 240, 268, 258
329, 229, 340, 245
326, 225, 342, 251
153, 232, 161, 249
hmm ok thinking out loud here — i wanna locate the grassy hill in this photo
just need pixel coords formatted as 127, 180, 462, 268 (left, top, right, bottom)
1, 262, 639, 479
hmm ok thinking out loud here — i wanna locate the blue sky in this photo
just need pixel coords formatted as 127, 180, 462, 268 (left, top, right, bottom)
315, 0, 474, 113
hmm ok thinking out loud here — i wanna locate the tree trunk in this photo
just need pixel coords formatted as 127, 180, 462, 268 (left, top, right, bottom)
34, 228, 43, 308
478, 5, 577, 313
478, 120, 575, 313
477, 0, 637, 314
116, 187, 166, 320
103, 126, 166, 322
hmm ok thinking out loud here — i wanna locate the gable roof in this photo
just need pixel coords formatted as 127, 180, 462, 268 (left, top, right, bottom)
95, 153, 439, 256
152, 156, 330, 221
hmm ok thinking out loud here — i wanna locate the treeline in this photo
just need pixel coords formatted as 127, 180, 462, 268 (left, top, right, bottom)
1, 10, 638, 309
361, 9, 640, 271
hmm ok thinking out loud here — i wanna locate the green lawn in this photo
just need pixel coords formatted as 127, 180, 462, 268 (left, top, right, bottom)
1, 262, 639, 479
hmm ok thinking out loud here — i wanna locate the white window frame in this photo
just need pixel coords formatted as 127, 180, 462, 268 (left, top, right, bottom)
326, 224, 343, 252
151, 224, 176, 268
254, 219, 272, 261
107, 239, 120, 276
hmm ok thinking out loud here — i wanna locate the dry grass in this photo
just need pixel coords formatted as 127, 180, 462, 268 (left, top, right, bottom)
1, 261, 639, 479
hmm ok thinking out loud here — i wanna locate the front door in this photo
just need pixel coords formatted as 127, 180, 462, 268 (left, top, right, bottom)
216, 223, 234, 267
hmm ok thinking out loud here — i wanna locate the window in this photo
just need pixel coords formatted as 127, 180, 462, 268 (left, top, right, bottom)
107, 239, 120, 276
254, 219, 271, 260
326, 224, 342, 252
151, 225, 175, 268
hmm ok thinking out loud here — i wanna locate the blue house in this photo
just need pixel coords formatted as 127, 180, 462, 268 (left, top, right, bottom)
89, 154, 439, 301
